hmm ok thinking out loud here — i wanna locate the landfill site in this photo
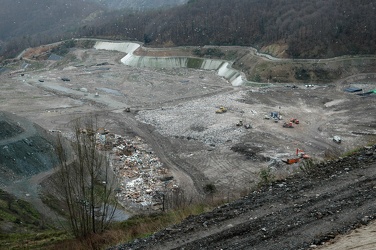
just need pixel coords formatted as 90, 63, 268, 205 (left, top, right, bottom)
0, 40, 376, 247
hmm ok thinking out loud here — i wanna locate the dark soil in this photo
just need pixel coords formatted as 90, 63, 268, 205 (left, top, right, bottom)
110, 145, 376, 250
0, 121, 24, 140
0, 112, 58, 185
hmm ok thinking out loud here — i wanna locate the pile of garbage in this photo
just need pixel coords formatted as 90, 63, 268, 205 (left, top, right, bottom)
97, 132, 177, 211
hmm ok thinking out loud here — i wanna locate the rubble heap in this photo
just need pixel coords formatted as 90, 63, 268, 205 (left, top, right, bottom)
96, 132, 177, 211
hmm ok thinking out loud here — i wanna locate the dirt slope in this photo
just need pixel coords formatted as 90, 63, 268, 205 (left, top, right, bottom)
110, 145, 376, 250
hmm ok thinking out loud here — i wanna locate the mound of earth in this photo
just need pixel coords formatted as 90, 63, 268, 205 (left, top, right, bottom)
111, 145, 376, 250
0, 112, 58, 185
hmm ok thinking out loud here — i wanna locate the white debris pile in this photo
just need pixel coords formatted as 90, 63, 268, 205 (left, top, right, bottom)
136, 91, 250, 145
96, 133, 177, 211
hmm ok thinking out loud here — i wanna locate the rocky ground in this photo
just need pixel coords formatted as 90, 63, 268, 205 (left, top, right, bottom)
0, 40, 375, 248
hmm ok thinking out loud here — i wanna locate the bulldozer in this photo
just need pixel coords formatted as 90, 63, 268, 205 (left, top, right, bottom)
216, 106, 227, 114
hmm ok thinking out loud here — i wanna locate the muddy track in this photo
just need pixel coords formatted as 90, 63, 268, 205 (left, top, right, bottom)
111, 146, 376, 250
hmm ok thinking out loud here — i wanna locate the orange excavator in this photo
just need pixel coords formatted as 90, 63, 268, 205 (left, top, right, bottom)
282, 158, 300, 164
282, 148, 310, 164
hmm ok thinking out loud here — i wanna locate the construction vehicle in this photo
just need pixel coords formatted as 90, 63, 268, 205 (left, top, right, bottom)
296, 148, 310, 159
282, 148, 310, 164
283, 122, 294, 128
282, 158, 301, 164
216, 106, 227, 114
236, 120, 243, 126
290, 118, 299, 124
270, 111, 282, 120
244, 123, 252, 129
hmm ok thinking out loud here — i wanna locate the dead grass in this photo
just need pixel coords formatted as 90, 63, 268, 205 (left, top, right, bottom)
40, 203, 212, 250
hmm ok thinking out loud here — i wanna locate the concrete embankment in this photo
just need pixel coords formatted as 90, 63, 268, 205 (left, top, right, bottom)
94, 41, 246, 86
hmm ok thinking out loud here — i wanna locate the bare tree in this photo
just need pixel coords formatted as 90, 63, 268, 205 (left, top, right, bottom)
54, 116, 117, 238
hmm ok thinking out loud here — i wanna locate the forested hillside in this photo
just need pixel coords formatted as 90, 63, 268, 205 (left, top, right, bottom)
1, 0, 375, 60
79, 0, 376, 58
0, 0, 104, 59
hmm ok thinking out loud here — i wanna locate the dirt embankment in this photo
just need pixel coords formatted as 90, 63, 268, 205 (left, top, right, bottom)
110, 145, 376, 250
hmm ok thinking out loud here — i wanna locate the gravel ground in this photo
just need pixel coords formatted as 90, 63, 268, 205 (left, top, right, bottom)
0, 41, 375, 248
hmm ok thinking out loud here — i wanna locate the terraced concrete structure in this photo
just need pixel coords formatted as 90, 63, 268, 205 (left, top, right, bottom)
94, 41, 246, 86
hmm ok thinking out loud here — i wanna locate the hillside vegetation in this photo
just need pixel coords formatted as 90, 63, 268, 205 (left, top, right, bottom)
79, 0, 376, 58
0, 0, 105, 59
1, 0, 375, 61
